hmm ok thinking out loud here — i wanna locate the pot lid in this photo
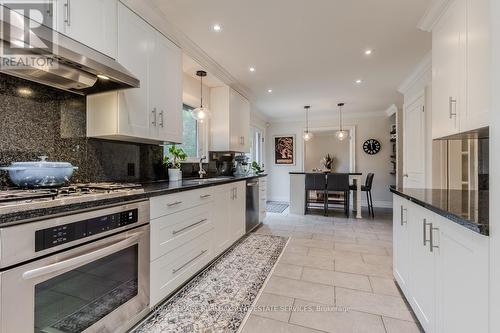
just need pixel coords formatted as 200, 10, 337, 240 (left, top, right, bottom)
8, 156, 76, 169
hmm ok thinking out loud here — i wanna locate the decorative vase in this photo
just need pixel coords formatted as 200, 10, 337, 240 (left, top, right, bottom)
168, 168, 182, 182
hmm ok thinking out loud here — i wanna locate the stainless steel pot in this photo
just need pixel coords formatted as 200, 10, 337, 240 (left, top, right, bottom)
0, 156, 78, 187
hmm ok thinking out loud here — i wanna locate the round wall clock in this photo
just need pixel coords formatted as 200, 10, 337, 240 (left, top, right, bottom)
363, 139, 381, 155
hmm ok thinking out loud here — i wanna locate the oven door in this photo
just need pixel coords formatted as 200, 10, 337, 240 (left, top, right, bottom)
0, 224, 150, 333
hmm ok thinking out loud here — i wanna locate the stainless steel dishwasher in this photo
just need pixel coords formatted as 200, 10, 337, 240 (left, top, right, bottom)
246, 179, 260, 232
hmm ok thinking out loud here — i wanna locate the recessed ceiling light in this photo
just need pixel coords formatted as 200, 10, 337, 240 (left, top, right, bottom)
355, 79, 363, 84
268, 89, 273, 93
249, 67, 256, 72
213, 24, 222, 32
364, 49, 373, 55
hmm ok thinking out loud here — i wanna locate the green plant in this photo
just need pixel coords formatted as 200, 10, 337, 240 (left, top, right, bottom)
252, 161, 264, 174
163, 145, 187, 169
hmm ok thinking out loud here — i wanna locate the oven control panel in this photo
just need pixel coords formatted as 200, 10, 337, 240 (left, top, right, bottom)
35, 209, 138, 252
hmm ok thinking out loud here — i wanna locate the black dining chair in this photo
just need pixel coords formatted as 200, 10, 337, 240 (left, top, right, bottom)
350, 173, 375, 218
305, 174, 327, 215
326, 173, 350, 217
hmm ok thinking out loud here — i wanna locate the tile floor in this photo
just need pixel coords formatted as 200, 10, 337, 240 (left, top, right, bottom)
240, 208, 423, 333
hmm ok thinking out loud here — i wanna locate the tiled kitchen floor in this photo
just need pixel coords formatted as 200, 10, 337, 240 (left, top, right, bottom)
241, 208, 423, 333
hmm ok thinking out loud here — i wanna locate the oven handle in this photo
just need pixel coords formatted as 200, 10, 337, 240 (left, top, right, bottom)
22, 232, 143, 281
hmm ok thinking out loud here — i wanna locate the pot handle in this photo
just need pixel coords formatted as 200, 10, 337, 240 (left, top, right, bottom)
73, 167, 79, 170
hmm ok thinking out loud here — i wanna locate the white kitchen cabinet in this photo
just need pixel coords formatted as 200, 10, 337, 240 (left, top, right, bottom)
427, 0, 490, 139
392, 195, 410, 294
55, 0, 117, 58
229, 181, 246, 242
213, 184, 233, 256
407, 205, 436, 333
393, 194, 489, 333
259, 177, 267, 223
210, 87, 250, 153
435, 214, 489, 333
87, 3, 182, 144
403, 96, 426, 188
431, 0, 465, 139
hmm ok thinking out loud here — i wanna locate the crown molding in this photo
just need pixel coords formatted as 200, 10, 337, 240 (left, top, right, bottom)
268, 110, 388, 123
385, 104, 398, 117
398, 52, 432, 94
119, 0, 254, 102
417, 0, 453, 32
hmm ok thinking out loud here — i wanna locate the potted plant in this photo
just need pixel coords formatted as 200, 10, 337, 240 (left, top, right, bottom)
321, 154, 335, 171
163, 145, 187, 181
251, 161, 265, 174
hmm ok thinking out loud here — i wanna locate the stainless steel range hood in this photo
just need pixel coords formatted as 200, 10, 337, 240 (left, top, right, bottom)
0, 5, 139, 95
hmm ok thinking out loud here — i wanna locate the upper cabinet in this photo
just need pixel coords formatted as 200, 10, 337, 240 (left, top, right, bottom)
55, 0, 118, 58
210, 86, 250, 153
422, 0, 490, 139
87, 3, 182, 144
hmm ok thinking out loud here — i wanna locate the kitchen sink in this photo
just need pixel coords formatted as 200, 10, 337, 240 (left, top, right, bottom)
183, 177, 234, 185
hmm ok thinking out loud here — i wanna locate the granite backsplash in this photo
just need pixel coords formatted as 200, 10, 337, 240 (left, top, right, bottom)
0, 73, 166, 186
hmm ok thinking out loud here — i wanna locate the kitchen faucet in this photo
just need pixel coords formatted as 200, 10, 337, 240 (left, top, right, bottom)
199, 156, 207, 178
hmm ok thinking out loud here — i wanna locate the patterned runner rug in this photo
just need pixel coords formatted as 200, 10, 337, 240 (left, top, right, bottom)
266, 201, 289, 214
131, 233, 288, 333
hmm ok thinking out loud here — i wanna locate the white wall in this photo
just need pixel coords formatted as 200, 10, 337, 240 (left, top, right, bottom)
266, 114, 394, 207
183, 73, 211, 109
305, 133, 350, 172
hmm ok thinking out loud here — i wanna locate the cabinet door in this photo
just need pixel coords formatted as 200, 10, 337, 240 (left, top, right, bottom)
435, 216, 489, 333
392, 195, 410, 293
464, 0, 490, 131
230, 182, 246, 242
431, 0, 466, 139
403, 96, 426, 188
116, 3, 154, 139
57, 0, 117, 58
408, 207, 436, 333
213, 185, 232, 256
151, 32, 183, 143
229, 90, 250, 152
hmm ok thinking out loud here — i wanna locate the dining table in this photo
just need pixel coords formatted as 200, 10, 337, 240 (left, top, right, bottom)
289, 171, 364, 218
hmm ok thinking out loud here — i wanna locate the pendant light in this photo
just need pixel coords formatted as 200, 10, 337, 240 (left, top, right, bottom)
191, 70, 211, 122
303, 105, 313, 141
335, 103, 348, 141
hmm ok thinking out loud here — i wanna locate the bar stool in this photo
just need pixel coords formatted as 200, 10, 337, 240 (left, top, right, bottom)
350, 173, 375, 218
305, 174, 326, 215
326, 173, 350, 217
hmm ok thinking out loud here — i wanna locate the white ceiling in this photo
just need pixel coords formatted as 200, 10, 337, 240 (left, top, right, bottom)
152, 0, 432, 119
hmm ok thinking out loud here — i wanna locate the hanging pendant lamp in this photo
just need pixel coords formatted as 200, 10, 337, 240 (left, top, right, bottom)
303, 105, 313, 141
335, 103, 348, 141
191, 70, 211, 122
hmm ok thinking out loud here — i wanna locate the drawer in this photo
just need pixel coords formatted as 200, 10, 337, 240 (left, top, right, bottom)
150, 187, 214, 219
150, 230, 214, 307
151, 203, 213, 260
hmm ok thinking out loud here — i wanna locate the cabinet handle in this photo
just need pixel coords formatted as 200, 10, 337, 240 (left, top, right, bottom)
235, 187, 238, 200
167, 201, 182, 207
64, 0, 71, 26
151, 108, 157, 126
172, 250, 207, 274
159, 110, 164, 128
423, 219, 431, 246
200, 194, 211, 199
429, 223, 439, 252
449, 97, 457, 119
172, 218, 208, 236
400, 206, 407, 226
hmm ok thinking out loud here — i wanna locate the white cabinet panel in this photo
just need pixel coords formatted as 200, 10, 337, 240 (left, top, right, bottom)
408, 205, 436, 333
230, 182, 246, 242
213, 184, 232, 256
56, 0, 117, 58
392, 195, 410, 294
431, 0, 465, 139
403, 96, 426, 188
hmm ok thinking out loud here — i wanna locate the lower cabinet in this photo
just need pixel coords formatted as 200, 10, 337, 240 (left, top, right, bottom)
150, 181, 247, 307
259, 177, 267, 223
392, 194, 489, 333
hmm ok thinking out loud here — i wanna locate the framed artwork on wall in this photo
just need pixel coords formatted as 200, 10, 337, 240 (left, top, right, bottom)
274, 135, 295, 165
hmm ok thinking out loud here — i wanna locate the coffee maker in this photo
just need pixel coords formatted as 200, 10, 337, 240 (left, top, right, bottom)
209, 152, 235, 176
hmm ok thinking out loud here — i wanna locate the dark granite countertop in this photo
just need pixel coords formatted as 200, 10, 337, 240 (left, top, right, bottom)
0, 174, 267, 227
290, 172, 363, 175
390, 186, 489, 235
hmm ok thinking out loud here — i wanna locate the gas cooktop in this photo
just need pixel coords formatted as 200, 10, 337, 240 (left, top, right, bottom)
0, 183, 145, 214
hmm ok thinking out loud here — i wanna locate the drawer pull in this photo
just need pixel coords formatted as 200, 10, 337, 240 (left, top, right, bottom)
429, 223, 440, 252
167, 201, 183, 207
172, 250, 207, 274
172, 218, 208, 235
200, 194, 212, 199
